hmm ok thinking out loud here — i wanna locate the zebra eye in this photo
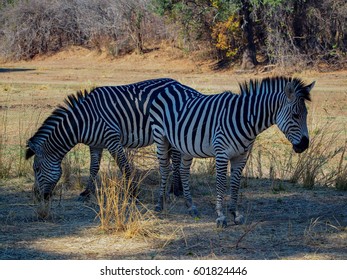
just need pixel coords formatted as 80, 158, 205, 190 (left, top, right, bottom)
293, 113, 300, 120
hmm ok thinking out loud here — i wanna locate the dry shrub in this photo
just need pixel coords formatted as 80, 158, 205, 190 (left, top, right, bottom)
0, 101, 36, 179
304, 217, 345, 246
333, 142, 347, 191
246, 122, 347, 190
0, 108, 11, 178
265, 21, 310, 73
0, 0, 168, 60
290, 125, 346, 189
95, 169, 157, 238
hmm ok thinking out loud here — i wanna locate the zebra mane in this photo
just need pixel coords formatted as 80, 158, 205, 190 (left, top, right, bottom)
25, 89, 92, 159
239, 76, 311, 101
63, 89, 90, 109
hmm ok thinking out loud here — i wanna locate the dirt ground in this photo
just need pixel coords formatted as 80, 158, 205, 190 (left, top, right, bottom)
0, 47, 346, 259
0, 176, 346, 259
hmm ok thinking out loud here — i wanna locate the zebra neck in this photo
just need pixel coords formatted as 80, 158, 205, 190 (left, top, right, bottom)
42, 112, 85, 161
43, 132, 76, 162
245, 91, 280, 136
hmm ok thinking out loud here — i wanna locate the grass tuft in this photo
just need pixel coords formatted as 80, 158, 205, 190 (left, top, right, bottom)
35, 200, 51, 220
95, 168, 158, 239
0, 106, 12, 179
334, 140, 347, 191
246, 121, 347, 190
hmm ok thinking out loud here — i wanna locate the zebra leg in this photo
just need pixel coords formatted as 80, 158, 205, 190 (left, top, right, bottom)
107, 142, 135, 197
170, 148, 183, 196
215, 155, 229, 228
180, 155, 199, 217
78, 147, 103, 201
229, 153, 248, 225
155, 138, 171, 212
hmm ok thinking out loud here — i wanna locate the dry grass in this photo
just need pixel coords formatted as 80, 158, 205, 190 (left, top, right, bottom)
246, 121, 347, 190
94, 168, 155, 238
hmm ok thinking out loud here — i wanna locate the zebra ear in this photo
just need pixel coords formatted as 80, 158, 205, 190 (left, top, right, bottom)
25, 141, 42, 159
306, 81, 315, 92
284, 82, 295, 102
25, 148, 35, 160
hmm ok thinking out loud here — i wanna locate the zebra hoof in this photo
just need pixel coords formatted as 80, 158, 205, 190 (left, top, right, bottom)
173, 189, 183, 197
77, 194, 90, 202
78, 189, 92, 201
154, 204, 163, 212
216, 216, 227, 228
188, 206, 200, 218
170, 185, 183, 197
234, 214, 245, 225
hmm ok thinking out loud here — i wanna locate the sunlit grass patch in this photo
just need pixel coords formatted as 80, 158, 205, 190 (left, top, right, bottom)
95, 168, 159, 239
246, 120, 347, 191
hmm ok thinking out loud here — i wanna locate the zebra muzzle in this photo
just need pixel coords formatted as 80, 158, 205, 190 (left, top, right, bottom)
293, 136, 309, 153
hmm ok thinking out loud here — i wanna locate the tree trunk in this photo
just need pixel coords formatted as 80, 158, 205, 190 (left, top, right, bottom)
240, 0, 257, 69
134, 10, 144, 55
135, 30, 143, 55
292, 0, 306, 50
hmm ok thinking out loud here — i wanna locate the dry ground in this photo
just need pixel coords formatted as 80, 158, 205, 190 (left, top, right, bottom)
0, 47, 346, 259
1, 175, 346, 260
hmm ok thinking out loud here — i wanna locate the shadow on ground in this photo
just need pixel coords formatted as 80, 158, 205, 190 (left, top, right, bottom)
0, 177, 346, 260
0, 183, 96, 259
0, 68, 35, 73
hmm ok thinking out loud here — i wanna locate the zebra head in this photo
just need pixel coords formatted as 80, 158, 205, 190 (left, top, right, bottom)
276, 79, 315, 153
26, 141, 62, 201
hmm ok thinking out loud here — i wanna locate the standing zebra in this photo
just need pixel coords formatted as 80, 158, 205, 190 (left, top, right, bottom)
25, 78, 198, 201
149, 77, 315, 226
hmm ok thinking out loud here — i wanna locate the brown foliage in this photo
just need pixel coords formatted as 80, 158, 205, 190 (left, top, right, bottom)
0, 0, 166, 60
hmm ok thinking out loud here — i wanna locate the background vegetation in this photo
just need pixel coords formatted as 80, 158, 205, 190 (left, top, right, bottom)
0, 0, 346, 70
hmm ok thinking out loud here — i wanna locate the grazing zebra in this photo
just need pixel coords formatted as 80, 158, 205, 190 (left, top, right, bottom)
149, 76, 315, 227
25, 78, 198, 201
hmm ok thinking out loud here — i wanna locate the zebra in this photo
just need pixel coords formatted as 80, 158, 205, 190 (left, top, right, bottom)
25, 78, 199, 201
149, 76, 315, 227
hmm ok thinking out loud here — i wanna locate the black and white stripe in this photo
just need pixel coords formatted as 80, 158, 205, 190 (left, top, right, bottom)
149, 77, 315, 226
26, 78, 196, 200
